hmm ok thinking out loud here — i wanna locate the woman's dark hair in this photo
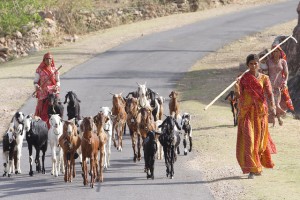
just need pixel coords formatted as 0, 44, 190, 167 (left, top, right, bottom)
246, 54, 259, 65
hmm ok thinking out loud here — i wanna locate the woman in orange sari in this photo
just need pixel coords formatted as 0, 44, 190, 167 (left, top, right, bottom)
235, 54, 277, 179
34, 52, 60, 128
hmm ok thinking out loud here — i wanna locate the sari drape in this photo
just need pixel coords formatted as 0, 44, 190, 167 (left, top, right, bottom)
236, 72, 276, 174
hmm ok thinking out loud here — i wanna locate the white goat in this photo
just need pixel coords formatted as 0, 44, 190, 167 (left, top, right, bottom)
48, 114, 64, 177
11, 112, 25, 174
99, 106, 113, 168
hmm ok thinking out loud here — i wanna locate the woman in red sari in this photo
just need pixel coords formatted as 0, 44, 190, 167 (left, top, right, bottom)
34, 52, 60, 128
235, 54, 277, 179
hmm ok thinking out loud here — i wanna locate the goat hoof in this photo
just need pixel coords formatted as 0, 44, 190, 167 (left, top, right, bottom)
29, 171, 33, 176
8, 174, 11, 177
170, 176, 174, 179
3, 173, 7, 177
151, 176, 154, 180
15, 171, 18, 174
189, 149, 192, 152
184, 152, 187, 156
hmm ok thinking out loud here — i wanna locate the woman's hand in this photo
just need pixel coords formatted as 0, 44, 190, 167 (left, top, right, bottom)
270, 106, 276, 116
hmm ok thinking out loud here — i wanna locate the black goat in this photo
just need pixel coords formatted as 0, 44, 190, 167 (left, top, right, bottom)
48, 93, 64, 119
143, 131, 158, 179
24, 115, 48, 176
64, 91, 81, 124
224, 91, 238, 126
158, 116, 181, 179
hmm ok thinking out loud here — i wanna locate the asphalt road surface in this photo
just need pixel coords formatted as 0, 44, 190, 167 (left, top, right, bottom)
0, 1, 298, 199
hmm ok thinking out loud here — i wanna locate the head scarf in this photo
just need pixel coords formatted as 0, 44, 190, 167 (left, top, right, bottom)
36, 52, 57, 85
271, 44, 287, 61
41, 52, 55, 68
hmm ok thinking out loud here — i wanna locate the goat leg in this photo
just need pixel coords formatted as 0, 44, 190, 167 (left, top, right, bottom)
189, 136, 192, 152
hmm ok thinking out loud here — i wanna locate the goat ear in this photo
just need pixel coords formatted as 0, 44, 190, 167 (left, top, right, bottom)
69, 118, 76, 124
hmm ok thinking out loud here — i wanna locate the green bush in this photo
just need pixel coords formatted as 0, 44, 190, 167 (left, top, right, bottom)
0, 0, 44, 36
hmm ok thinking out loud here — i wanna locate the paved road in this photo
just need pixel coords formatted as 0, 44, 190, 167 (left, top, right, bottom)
0, 1, 298, 199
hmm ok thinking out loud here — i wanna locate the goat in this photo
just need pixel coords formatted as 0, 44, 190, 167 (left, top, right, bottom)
181, 113, 192, 155
111, 93, 127, 151
48, 114, 64, 177
224, 91, 238, 126
9, 112, 25, 174
143, 131, 159, 179
24, 115, 48, 176
155, 120, 164, 160
125, 97, 142, 162
59, 119, 81, 182
158, 116, 181, 179
80, 116, 100, 188
64, 91, 81, 124
93, 111, 108, 182
99, 107, 113, 168
169, 91, 180, 119
2, 126, 16, 177
48, 93, 64, 120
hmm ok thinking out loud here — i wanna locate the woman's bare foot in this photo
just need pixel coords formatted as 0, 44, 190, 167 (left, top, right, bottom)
278, 117, 283, 126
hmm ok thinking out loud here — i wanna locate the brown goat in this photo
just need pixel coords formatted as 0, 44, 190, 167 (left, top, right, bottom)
80, 117, 100, 188
126, 97, 142, 162
93, 112, 108, 182
59, 119, 81, 183
111, 93, 127, 151
169, 91, 180, 119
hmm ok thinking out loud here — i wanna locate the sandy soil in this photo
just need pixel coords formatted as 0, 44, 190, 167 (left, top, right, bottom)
0, 0, 295, 199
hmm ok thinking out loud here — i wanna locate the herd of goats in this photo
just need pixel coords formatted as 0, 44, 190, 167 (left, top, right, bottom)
2, 83, 193, 188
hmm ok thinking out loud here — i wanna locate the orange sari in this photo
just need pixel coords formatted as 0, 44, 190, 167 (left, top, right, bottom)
236, 72, 276, 174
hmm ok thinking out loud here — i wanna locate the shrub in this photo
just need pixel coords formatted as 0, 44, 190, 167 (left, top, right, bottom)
0, 0, 43, 36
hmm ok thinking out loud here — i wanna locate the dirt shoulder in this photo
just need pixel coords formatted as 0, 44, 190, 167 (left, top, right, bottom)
0, 0, 295, 199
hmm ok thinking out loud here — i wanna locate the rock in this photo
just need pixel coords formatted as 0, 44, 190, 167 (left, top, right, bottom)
44, 18, 56, 28
284, 2, 300, 115
0, 47, 9, 53
0, 37, 5, 44
44, 11, 55, 20
15, 31, 23, 39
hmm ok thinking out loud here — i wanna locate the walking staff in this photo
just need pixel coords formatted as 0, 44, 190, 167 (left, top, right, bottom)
204, 35, 298, 111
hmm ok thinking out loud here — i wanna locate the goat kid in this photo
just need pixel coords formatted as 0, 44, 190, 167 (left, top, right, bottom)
180, 113, 192, 155
2, 127, 16, 177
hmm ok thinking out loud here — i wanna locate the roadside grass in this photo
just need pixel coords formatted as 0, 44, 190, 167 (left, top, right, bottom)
178, 19, 300, 199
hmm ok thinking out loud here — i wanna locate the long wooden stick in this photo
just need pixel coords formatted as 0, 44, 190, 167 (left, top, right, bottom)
204, 35, 297, 111
32, 65, 63, 97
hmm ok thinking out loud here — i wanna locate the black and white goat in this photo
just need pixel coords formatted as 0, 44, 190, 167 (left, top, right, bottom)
2, 126, 16, 177
64, 91, 81, 124
24, 115, 48, 176
158, 116, 181, 179
143, 131, 159, 180
181, 113, 192, 155
8, 112, 25, 174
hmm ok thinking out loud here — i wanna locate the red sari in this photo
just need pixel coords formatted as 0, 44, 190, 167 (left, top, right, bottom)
34, 53, 59, 128
236, 72, 276, 174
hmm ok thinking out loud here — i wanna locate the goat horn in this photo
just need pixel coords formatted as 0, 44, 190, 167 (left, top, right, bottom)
109, 92, 115, 96
136, 82, 141, 86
